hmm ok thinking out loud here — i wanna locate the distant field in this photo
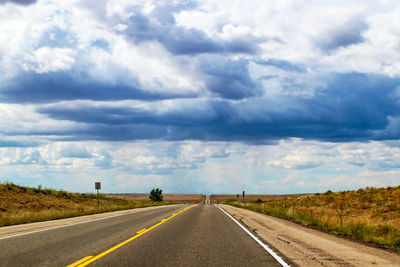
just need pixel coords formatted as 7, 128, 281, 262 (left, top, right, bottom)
0, 183, 167, 227
226, 186, 400, 250
107, 193, 205, 203
211, 193, 310, 203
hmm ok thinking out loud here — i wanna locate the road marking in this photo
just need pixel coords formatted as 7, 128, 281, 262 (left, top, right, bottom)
70, 205, 197, 267
216, 205, 290, 267
67, 256, 93, 267
0, 205, 179, 240
136, 229, 147, 234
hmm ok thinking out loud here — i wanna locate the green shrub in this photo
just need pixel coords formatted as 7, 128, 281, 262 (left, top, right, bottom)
149, 188, 163, 202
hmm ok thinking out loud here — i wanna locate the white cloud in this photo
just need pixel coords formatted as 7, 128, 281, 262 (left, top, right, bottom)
113, 173, 165, 190
0, 104, 83, 136
0, 138, 400, 192
1, 1, 400, 193
175, 0, 400, 77
22, 47, 76, 73
178, 141, 230, 161
323, 171, 400, 189
0, 0, 200, 97
337, 141, 400, 169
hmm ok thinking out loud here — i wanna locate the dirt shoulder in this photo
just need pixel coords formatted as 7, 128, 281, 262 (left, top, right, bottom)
220, 204, 400, 266
0, 205, 179, 239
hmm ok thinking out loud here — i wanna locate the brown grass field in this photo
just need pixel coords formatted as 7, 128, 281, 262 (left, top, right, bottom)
0, 183, 168, 226
226, 186, 400, 250
107, 193, 205, 203
211, 193, 310, 203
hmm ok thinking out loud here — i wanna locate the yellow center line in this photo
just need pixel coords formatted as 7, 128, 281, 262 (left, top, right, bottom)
67, 256, 93, 267
136, 229, 147, 234
68, 204, 197, 267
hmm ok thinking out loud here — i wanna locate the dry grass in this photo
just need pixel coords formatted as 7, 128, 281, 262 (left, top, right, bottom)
211, 193, 309, 203
226, 186, 400, 250
0, 183, 168, 226
107, 193, 205, 203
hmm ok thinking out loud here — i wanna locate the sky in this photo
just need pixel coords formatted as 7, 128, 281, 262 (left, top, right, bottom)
0, 0, 400, 194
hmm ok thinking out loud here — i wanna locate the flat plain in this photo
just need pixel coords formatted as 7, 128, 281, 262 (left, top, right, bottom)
107, 193, 205, 203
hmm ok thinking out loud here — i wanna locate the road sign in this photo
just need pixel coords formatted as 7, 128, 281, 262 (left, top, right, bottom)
95, 182, 101, 208
95, 182, 101, 190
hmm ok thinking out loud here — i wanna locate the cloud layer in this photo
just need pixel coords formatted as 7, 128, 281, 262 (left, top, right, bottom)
1, 0, 400, 193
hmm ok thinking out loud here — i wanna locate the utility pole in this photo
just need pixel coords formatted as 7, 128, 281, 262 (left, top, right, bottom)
95, 182, 101, 208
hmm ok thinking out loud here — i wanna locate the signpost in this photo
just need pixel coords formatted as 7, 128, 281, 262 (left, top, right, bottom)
95, 182, 101, 208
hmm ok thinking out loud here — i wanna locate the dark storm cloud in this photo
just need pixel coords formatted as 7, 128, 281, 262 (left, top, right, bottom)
65, 124, 169, 142
318, 17, 367, 51
59, 146, 92, 158
37, 106, 151, 125
0, 0, 36, 6
150, 2, 198, 25
0, 140, 37, 147
0, 71, 196, 103
201, 58, 261, 99
37, 73, 400, 142
122, 11, 263, 55
254, 59, 305, 72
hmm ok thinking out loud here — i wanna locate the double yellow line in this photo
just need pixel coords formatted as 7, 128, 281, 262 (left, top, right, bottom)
68, 205, 197, 267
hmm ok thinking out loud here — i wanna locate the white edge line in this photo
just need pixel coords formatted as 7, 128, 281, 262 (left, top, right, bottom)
0, 204, 181, 240
216, 204, 290, 267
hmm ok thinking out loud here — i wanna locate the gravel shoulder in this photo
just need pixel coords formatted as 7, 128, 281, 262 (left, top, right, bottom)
220, 204, 400, 267
0, 205, 179, 239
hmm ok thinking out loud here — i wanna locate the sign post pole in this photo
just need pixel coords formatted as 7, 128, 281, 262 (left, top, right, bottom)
95, 182, 101, 208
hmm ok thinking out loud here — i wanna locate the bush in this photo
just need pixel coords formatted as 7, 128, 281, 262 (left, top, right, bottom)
149, 188, 163, 202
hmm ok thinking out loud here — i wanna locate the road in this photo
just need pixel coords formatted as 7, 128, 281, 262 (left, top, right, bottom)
0, 204, 284, 266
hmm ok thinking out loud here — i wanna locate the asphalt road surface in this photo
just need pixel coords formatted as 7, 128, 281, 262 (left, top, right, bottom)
0, 204, 283, 266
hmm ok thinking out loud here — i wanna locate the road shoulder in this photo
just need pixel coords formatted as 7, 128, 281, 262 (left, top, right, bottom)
220, 204, 400, 267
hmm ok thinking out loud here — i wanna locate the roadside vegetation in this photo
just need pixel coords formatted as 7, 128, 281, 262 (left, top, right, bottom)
149, 188, 163, 201
225, 186, 400, 250
0, 182, 167, 227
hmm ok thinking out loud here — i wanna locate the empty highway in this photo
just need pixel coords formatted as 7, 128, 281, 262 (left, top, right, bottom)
0, 204, 286, 266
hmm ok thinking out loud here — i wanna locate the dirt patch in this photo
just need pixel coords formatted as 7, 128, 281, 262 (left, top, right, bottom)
221, 204, 400, 266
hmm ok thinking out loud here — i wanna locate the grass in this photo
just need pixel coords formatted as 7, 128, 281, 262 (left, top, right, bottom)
225, 186, 400, 250
0, 182, 171, 227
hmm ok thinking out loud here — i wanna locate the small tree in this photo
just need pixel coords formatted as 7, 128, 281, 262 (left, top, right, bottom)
332, 195, 350, 234
149, 188, 163, 202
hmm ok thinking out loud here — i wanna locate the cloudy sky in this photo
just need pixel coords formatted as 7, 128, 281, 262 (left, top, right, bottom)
0, 0, 400, 194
